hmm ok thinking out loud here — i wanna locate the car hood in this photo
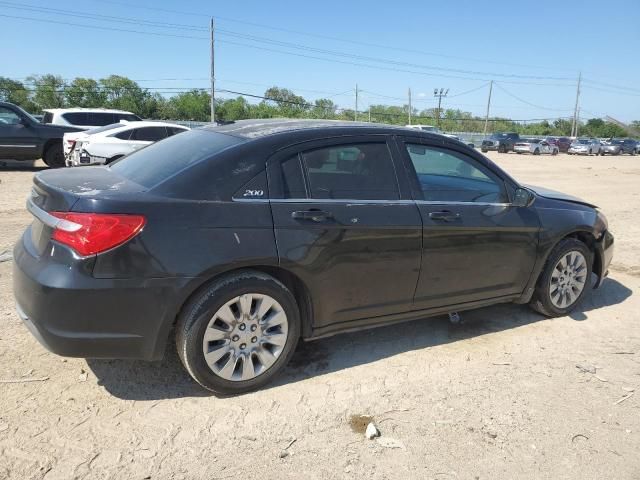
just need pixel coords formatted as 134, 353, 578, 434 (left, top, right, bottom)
524, 184, 597, 208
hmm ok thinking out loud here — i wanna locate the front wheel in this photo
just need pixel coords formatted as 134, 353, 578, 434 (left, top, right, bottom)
176, 270, 301, 395
533, 149, 540, 155
43, 143, 65, 168
529, 238, 593, 317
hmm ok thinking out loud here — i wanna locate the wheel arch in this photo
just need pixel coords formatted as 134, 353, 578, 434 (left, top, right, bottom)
176, 265, 313, 335
42, 138, 61, 156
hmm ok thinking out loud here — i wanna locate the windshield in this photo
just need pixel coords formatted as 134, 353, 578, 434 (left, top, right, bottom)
576, 139, 590, 144
110, 129, 243, 188
521, 139, 540, 143
490, 133, 508, 139
610, 139, 623, 145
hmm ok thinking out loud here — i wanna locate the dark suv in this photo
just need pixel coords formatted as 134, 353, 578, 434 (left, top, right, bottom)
546, 137, 572, 153
0, 102, 82, 167
13, 120, 614, 395
481, 132, 520, 153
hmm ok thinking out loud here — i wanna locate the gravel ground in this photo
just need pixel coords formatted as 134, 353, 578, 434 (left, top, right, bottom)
0, 153, 639, 480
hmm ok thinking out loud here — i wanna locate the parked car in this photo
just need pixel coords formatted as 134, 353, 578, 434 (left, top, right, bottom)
0, 101, 82, 167
568, 138, 601, 155
13, 120, 614, 394
545, 137, 572, 152
42, 108, 141, 130
600, 140, 622, 156
62, 123, 129, 157
481, 132, 520, 153
607, 138, 637, 155
514, 138, 559, 155
405, 124, 441, 133
66, 121, 189, 166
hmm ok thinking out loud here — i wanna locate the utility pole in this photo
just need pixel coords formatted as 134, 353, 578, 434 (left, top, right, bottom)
354, 84, 358, 121
571, 72, 581, 137
483, 80, 493, 135
368, 108, 371, 123
209, 17, 215, 123
434, 88, 449, 128
408, 87, 412, 125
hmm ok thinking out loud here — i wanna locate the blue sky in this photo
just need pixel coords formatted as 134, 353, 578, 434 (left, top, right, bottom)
1, 0, 639, 122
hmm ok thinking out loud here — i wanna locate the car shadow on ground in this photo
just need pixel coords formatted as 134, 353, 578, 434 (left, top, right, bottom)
86, 277, 632, 400
0, 160, 47, 172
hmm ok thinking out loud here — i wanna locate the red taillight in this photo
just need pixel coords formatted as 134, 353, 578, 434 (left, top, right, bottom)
50, 212, 146, 256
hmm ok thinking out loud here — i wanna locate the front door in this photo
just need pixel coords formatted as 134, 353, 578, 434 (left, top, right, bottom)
268, 136, 423, 334
398, 138, 540, 310
0, 106, 39, 160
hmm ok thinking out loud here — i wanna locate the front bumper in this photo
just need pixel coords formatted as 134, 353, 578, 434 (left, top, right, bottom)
481, 143, 498, 151
568, 148, 588, 154
514, 146, 531, 153
594, 230, 614, 288
12, 230, 189, 360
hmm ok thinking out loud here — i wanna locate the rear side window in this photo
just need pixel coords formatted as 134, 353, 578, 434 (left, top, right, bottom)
130, 126, 167, 141
62, 112, 89, 125
300, 143, 399, 200
113, 129, 133, 140
280, 155, 307, 199
110, 129, 242, 188
88, 112, 115, 126
115, 113, 141, 122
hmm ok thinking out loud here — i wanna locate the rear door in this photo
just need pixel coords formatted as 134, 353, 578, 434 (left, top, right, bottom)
397, 137, 539, 309
268, 135, 423, 334
0, 106, 39, 160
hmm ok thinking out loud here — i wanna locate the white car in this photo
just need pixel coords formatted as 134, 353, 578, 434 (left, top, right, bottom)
63, 122, 127, 157
67, 121, 189, 167
405, 124, 442, 133
514, 138, 559, 155
42, 108, 141, 129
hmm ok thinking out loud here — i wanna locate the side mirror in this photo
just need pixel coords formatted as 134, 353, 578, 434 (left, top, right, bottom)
512, 188, 534, 207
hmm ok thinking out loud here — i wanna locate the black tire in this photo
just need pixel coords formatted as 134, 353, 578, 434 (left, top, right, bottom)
176, 270, 301, 395
529, 238, 593, 317
481, 149, 488, 153
498, 144, 506, 153
552, 149, 558, 156
533, 148, 540, 155
43, 142, 65, 168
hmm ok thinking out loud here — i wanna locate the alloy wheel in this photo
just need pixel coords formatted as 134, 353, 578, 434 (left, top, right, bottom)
549, 251, 588, 309
201, 293, 289, 381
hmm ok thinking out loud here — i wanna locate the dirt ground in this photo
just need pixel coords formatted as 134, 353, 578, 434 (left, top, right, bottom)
0, 153, 639, 480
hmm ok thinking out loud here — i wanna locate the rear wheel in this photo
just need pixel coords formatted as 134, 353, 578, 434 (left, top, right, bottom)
43, 143, 65, 168
533, 148, 540, 155
498, 144, 506, 153
552, 148, 558, 156
176, 270, 301, 395
529, 238, 593, 317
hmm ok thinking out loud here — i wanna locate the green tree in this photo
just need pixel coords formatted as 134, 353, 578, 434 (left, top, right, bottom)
263, 87, 309, 117
99, 75, 160, 117
64, 78, 106, 108
0, 77, 36, 111
217, 96, 251, 121
310, 98, 337, 119
26, 74, 66, 110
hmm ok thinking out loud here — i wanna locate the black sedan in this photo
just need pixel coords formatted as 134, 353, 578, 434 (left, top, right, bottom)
13, 120, 614, 394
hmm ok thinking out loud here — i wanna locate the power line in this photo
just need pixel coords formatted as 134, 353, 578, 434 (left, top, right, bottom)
0, 4, 576, 83
493, 83, 572, 112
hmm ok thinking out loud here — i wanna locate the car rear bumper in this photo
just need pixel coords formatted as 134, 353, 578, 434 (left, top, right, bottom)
481, 144, 498, 151
594, 230, 614, 288
12, 232, 190, 361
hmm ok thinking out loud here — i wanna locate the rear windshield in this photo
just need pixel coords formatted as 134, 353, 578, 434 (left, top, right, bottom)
84, 123, 124, 135
109, 129, 242, 188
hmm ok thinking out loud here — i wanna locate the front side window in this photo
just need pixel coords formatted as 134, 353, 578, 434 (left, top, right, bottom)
299, 143, 399, 200
405, 143, 507, 203
0, 107, 21, 125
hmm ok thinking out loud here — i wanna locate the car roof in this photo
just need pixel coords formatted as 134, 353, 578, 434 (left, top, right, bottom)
201, 118, 426, 140
42, 108, 137, 114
